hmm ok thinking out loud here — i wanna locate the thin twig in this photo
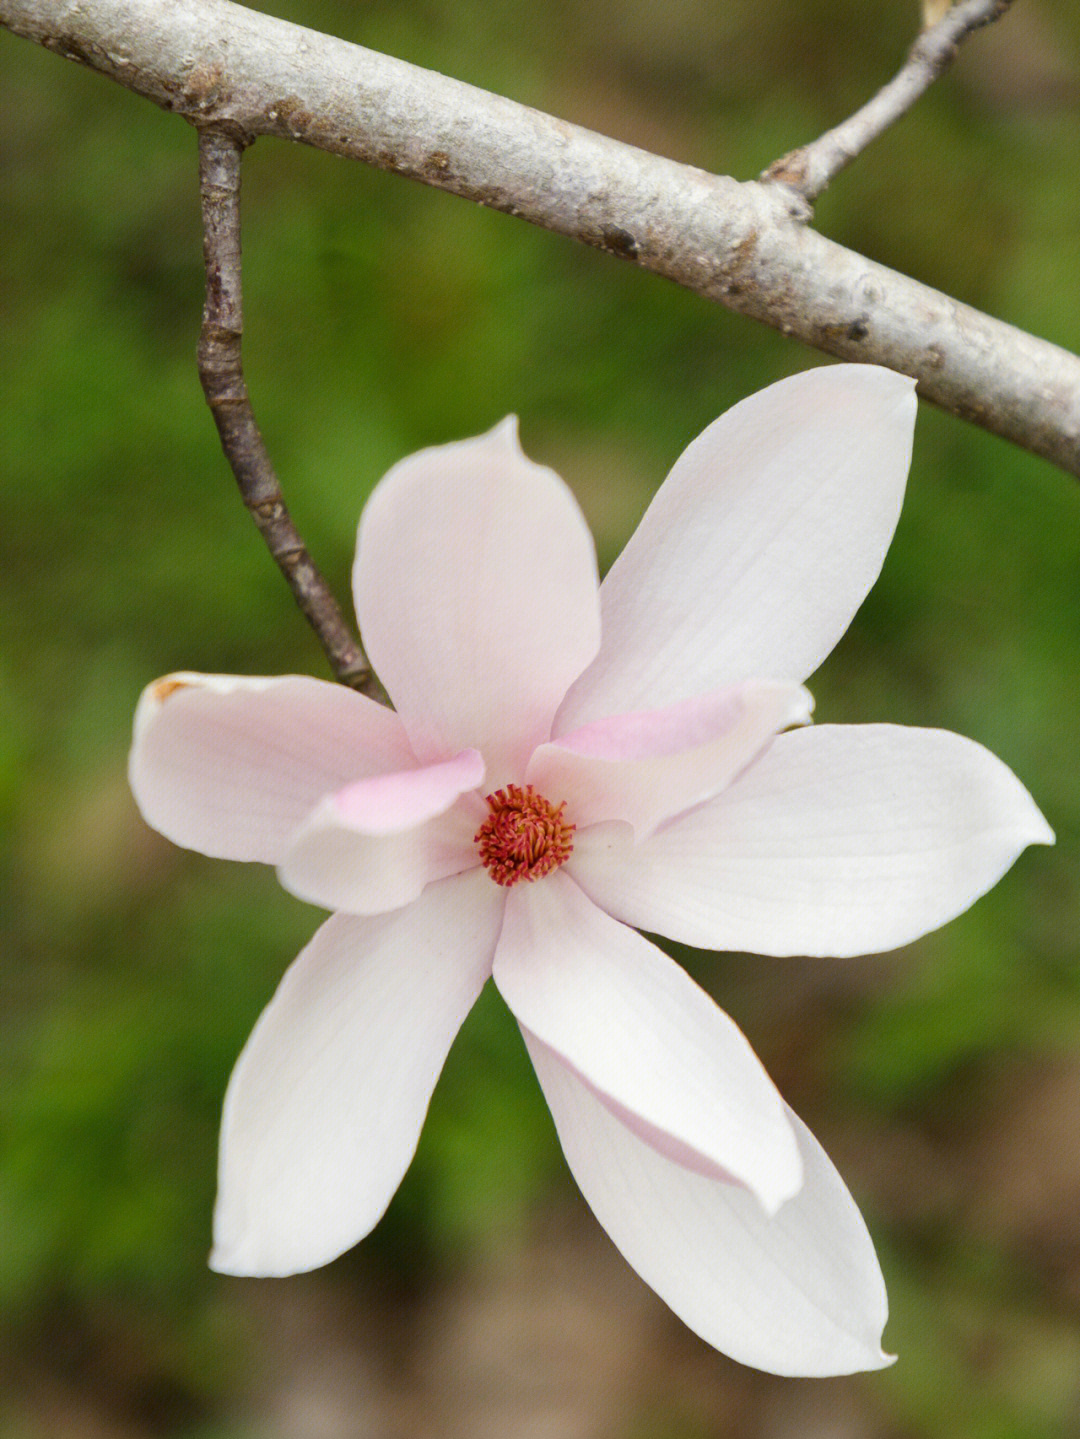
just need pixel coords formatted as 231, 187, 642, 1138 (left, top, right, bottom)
196, 125, 377, 693
762, 0, 1013, 201
4, 0, 1079, 479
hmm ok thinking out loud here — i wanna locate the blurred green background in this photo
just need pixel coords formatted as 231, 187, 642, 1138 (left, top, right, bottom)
2, 1, 1079, 1435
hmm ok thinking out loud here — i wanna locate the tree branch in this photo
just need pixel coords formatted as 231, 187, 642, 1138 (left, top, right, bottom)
3, 0, 1079, 479
763, 0, 1012, 201
197, 124, 375, 692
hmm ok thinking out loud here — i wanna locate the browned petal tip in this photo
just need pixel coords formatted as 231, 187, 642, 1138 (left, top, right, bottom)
152, 677, 192, 703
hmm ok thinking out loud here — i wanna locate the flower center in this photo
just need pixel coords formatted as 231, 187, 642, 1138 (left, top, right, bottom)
475, 784, 575, 887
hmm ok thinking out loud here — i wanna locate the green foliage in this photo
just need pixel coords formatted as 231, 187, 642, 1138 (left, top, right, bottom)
1, 1, 1078, 1434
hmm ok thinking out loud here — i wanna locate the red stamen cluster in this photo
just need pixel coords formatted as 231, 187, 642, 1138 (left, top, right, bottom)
475, 784, 575, 887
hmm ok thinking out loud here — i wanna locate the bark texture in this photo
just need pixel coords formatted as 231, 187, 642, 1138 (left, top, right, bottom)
2, 0, 1079, 477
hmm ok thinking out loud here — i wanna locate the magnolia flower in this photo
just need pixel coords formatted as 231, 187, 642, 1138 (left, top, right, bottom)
130, 366, 1052, 1376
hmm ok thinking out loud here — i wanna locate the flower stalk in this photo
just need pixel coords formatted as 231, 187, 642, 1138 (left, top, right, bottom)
196, 125, 377, 693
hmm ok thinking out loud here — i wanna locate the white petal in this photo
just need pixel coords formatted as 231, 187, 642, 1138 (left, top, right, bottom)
527, 1035, 892, 1376
354, 420, 601, 788
279, 753, 485, 915
493, 872, 800, 1212
210, 870, 503, 1276
556, 366, 917, 731
529, 681, 811, 839
129, 672, 414, 863
573, 724, 1054, 957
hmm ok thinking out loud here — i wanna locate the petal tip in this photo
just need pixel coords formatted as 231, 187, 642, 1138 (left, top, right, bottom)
208, 1231, 256, 1277
210, 1213, 312, 1279
207, 1244, 241, 1277
208, 1242, 290, 1279
487, 414, 522, 450
753, 1132, 805, 1218
835, 361, 917, 398
132, 670, 282, 747
1031, 813, 1056, 848
785, 682, 815, 728
150, 674, 192, 703
788, 1341, 895, 1379
132, 671, 198, 741
790, 1326, 896, 1378
837, 1342, 895, 1375
999, 772, 1055, 852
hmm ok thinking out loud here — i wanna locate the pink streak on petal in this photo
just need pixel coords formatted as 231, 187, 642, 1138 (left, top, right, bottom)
493, 872, 801, 1214
527, 1035, 893, 1376
544, 689, 750, 760
332, 749, 485, 833
129, 672, 415, 864
278, 755, 485, 916
530, 680, 812, 837
573, 723, 1054, 957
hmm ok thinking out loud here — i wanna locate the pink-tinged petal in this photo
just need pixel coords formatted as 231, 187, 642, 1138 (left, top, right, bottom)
527, 1036, 892, 1376
354, 420, 601, 787
210, 869, 504, 1277
278, 752, 485, 915
329, 749, 484, 833
529, 681, 811, 839
493, 872, 800, 1213
573, 724, 1054, 958
556, 366, 917, 731
130, 673, 415, 864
